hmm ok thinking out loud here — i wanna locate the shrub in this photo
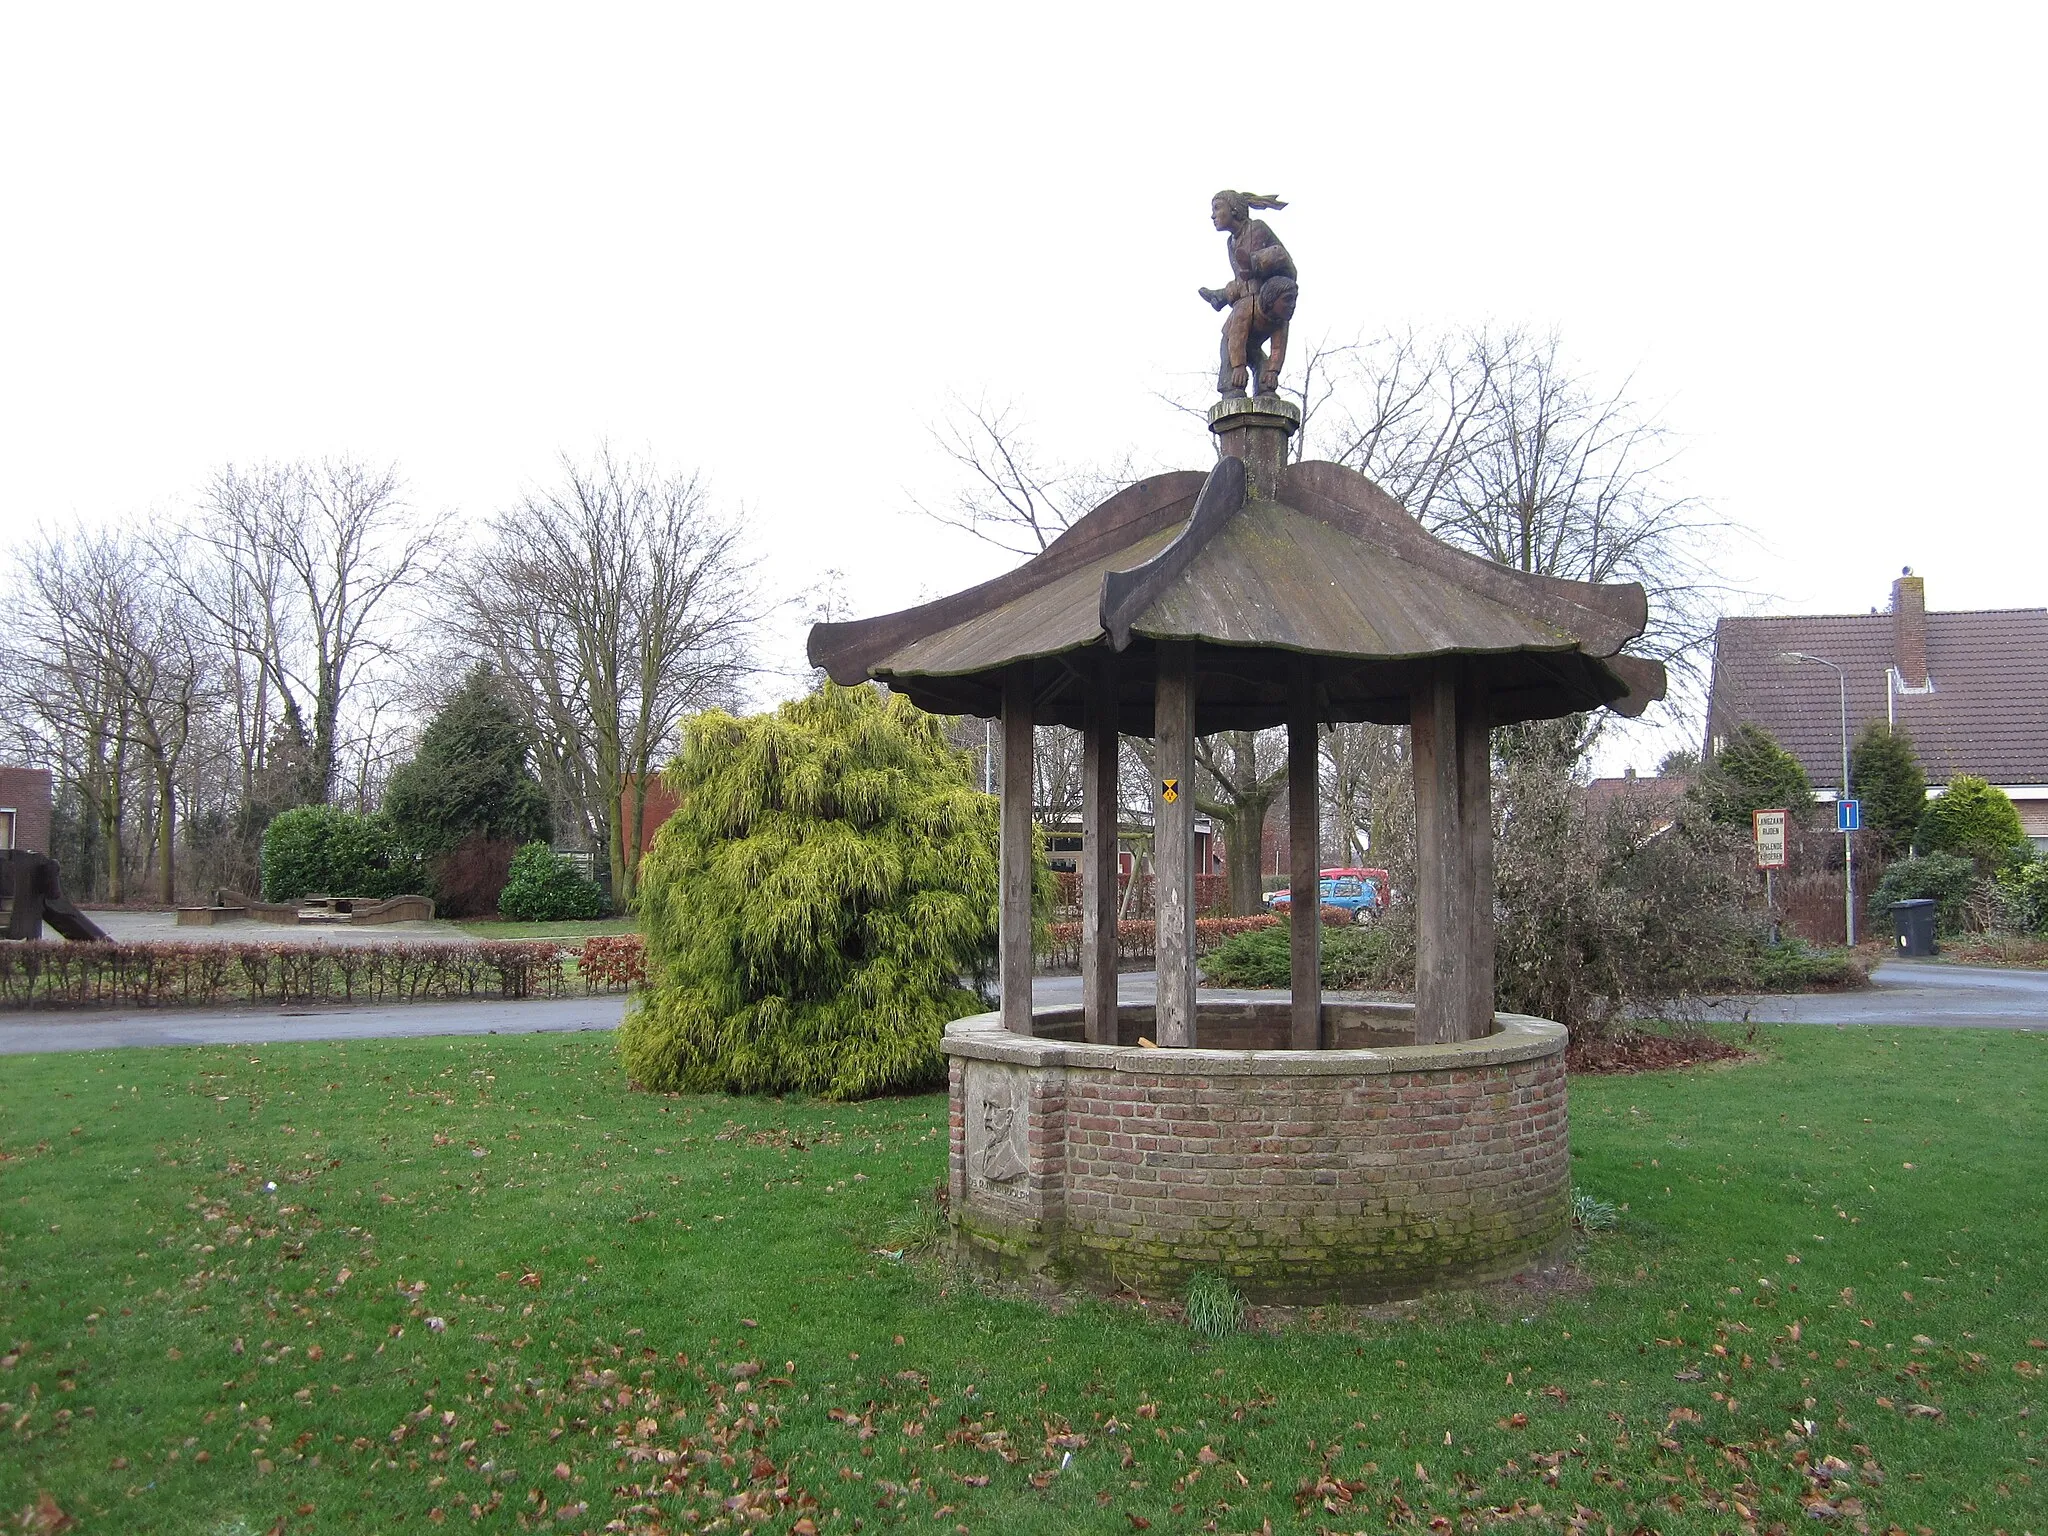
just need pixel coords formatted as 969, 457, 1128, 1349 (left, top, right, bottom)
259, 806, 424, 902
497, 842, 608, 922
620, 683, 1014, 1100
1198, 922, 1412, 991
1867, 851, 1978, 934
1749, 938, 1867, 991
1918, 775, 2028, 866
1995, 855, 2048, 935
1498, 748, 1755, 1032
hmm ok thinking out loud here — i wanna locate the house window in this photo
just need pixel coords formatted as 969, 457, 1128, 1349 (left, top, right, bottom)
0, 809, 14, 850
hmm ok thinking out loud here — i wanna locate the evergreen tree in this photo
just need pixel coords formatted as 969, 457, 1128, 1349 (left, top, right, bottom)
1918, 775, 2028, 866
1849, 724, 1927, 851
620, 683, 1017, 1100
1696, 724, 1814, 825
384, 666, 552, 857
1655, 747, 1701, 778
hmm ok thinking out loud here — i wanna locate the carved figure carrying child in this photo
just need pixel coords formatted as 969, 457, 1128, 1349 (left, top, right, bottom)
1198, 191, 1298, 398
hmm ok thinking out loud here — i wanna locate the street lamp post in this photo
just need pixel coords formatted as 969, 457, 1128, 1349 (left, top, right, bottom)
1779, 651, 1855, 945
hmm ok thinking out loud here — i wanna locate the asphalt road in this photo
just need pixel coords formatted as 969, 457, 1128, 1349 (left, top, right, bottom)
1, 961, 2043, 1057
0, 994, 631, 1055
1697, 959, 2048, 1030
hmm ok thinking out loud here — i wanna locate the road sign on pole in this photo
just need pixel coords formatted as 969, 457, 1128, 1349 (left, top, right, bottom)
1753, 809, 1788, 869
1837, 798, 1861, 832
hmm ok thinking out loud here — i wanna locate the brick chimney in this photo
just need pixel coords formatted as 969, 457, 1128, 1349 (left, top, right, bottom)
1891, 568, 1927, 689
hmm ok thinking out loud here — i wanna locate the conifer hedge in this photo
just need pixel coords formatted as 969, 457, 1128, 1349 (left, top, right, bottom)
619, 684, 1008, 1100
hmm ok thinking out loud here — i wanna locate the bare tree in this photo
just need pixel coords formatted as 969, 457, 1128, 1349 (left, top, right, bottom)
1194, 730, 1287, 915
177, 458, 438, 806
5, 530, 214, 902
1321, 721, 1407, 867
1291, 325, 1724, 702
456, 448, 759, 904
6, 533, 136, 898
911, 394, 1140, 556
107, 556, 210, 903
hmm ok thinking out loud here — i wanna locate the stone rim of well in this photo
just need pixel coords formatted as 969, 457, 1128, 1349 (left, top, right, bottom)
944, 1004, 1565, 1075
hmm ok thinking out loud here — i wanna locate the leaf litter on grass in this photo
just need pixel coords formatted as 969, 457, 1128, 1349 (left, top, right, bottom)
0, 1027, 2041, 1533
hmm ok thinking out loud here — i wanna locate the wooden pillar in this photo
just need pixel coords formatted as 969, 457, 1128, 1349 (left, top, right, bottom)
1411, 662, 1493, 1043
1153, 641, 1198, 1047
1458, 671, 1496, 1040
1080, 653, 1120, 1045
999, 664, 1036, 1034
1287, 661, 1321, 1050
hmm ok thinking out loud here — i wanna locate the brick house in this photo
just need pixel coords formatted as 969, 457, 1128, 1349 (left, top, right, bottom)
0, 766, 54, 855
1705, 572, 2048, 846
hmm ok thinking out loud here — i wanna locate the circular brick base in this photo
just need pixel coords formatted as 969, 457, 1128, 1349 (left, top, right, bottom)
945, 1001, 1569, 1304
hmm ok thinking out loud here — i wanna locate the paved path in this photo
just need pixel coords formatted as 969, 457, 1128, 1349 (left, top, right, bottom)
0, 995, 630, 1055
1038, 962, 2048, 1030
1697, 959, 2048, 1030
87, 910, 471, 946
3, 961, 2043, 1057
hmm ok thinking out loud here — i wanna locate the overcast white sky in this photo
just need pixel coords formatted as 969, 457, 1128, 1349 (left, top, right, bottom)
4, 3, 2043, 771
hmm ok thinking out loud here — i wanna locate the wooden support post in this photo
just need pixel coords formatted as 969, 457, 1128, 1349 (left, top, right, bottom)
1080, 653, 1120, 1045
1458, 668, 1496, 1039
999, 664, 1036, 1034
1287, 661, 1321, 1050
1153, 641, 1198, 1048
1412, 662, 1493, 1043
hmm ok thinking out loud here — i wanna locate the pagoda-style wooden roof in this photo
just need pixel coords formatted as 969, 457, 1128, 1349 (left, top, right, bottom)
809, 457, 1666, 734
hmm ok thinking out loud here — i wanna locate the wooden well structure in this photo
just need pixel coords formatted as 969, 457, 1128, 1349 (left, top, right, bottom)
810, 398, 1666, 1047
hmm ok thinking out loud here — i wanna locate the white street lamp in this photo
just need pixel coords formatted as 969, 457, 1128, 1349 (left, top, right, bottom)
1778, 651, 1855, 945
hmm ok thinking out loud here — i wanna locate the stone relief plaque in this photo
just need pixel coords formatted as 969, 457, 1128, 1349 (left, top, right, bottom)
963, 1063, 1029, 1202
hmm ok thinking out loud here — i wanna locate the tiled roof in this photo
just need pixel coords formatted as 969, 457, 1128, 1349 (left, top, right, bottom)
1584, 775, 1689, 814
1706, 609, 2048, 789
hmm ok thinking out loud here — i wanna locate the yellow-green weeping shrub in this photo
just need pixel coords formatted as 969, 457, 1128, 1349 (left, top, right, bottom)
619, 684, 1005, 1099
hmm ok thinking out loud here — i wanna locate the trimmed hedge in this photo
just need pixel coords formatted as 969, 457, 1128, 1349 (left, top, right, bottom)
0, 937, 644, 1011
260, 806, 425, 903
577, 934, 648, 989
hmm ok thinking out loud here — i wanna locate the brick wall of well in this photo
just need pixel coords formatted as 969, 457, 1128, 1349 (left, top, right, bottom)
948, 1009, 1570, 1304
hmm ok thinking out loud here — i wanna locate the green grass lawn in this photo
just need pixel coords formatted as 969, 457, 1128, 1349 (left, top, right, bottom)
1, 1027, 2041, 1535
451, 918, 639, 943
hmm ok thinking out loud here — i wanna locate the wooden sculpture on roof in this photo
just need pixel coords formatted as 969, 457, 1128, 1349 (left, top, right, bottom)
809, 197, 1667, 1060
1198, 191, 1298, 398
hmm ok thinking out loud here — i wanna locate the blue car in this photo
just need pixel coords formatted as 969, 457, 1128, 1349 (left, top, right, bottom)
1265, 876, 1379, 917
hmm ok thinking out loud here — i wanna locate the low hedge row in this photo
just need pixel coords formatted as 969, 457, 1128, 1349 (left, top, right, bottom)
577, 934, 648, 989
0, 937, 646, 1011
1040, 914, 1280, 971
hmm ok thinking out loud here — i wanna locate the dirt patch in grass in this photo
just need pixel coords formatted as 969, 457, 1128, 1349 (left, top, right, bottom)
1566, 1028, 1753, 1074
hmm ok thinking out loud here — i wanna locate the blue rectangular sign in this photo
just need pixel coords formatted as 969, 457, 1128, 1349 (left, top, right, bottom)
1837, 798, 1861, 832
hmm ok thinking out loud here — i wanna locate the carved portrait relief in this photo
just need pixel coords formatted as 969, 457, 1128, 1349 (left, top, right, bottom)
964, 1064, 1029, 1200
